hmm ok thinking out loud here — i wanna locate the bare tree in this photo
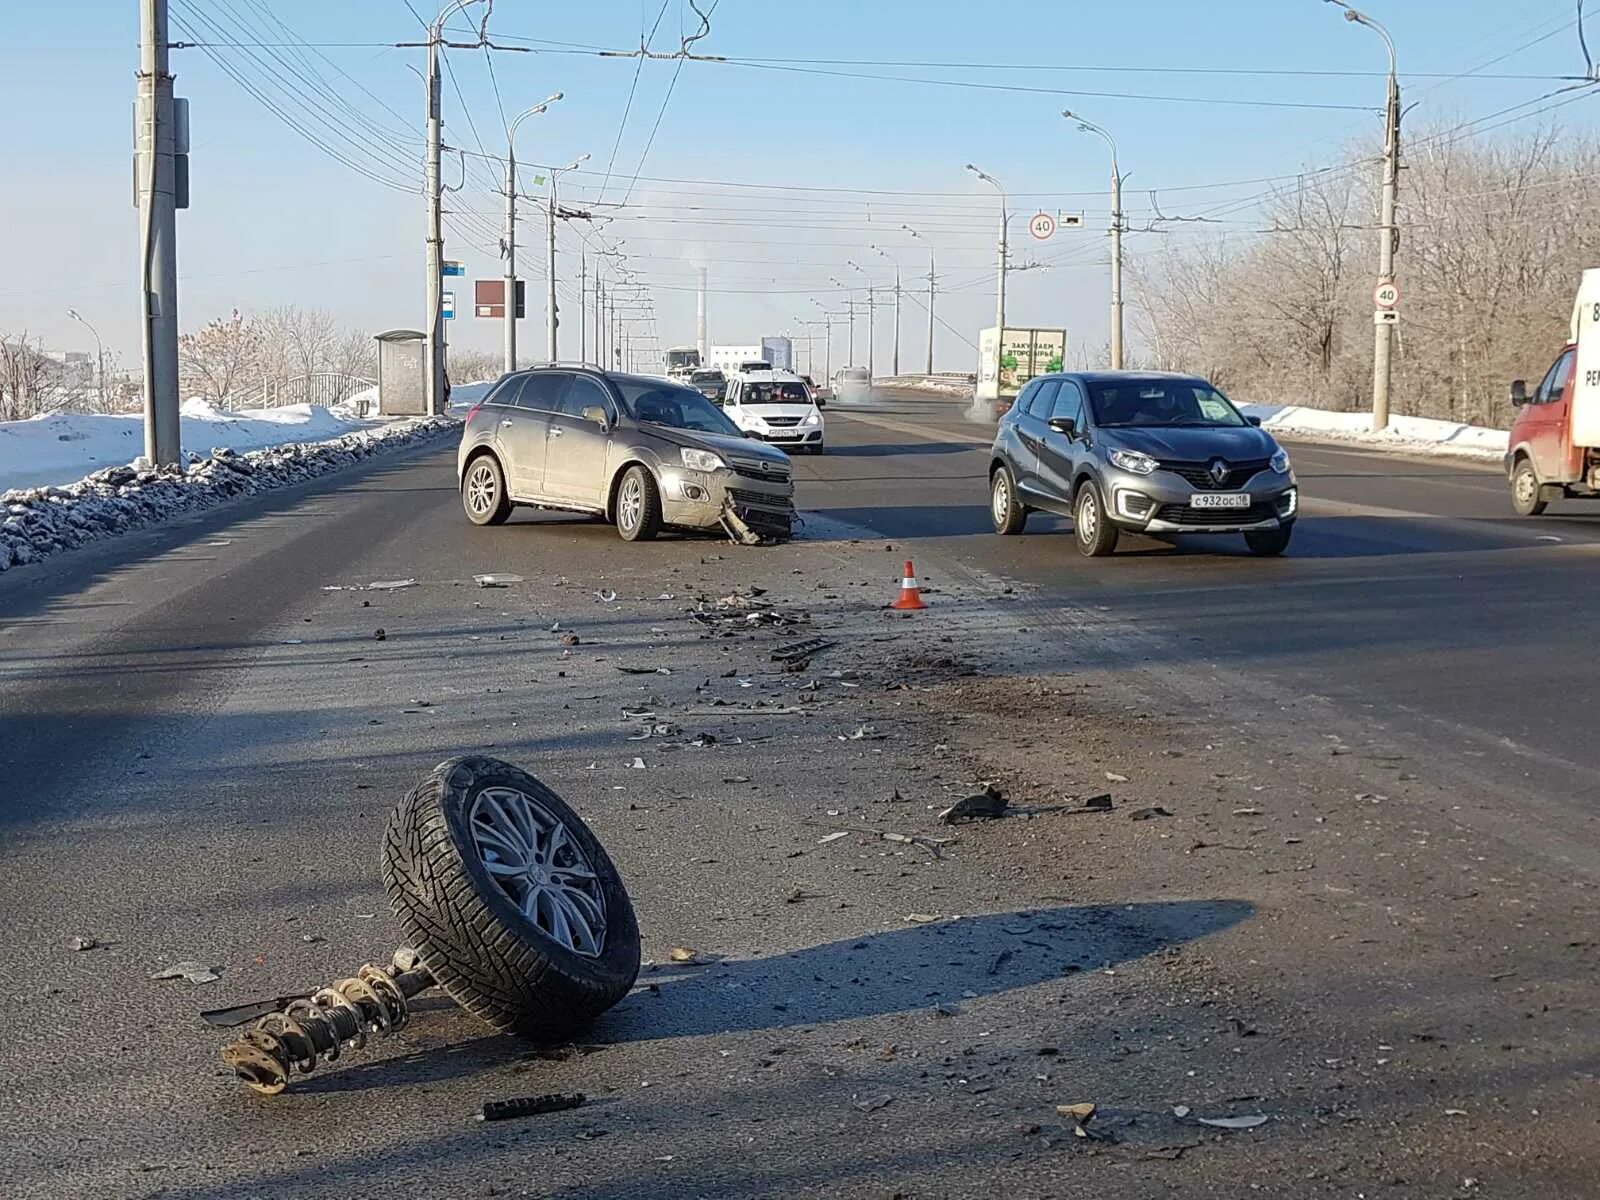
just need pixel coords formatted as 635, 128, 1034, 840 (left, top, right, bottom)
0, 334, 63, 421
178, 309, 261, 405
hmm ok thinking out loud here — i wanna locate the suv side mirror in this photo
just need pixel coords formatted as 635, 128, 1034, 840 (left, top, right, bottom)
581, 405, 610, 431
1510, 379, 1528, 406
1048, 416, 1077, 437
1245, 415, 1263, 427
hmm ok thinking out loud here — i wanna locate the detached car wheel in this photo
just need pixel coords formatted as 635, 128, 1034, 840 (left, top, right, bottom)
1510, 458, 1547, 516
991, 466, 1027, 535
382, 756, 641, 1039
1073, 482, 1120, 557
1244, 524, 1293, 557
615, 465, 663, 542
462, 454, 512, 526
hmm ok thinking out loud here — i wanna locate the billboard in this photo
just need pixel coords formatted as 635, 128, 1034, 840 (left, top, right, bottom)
977, 326, 1067, 401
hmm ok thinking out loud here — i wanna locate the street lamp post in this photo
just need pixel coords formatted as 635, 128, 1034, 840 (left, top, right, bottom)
829, 276, 856, 366
1326, 0, 1400, 431
1061, 110, 1125, 370
846, 260, 875, 378
503, 93, 562, 373
67, 309, 107, 410
545, 152, 591, 362
966, 164, 1007, 334
902, 224, 935, 374
811, 299, 839, 381
872, 246, 901, 377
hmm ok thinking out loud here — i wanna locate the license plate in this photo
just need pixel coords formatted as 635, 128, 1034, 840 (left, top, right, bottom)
1189, 492, 1250, 510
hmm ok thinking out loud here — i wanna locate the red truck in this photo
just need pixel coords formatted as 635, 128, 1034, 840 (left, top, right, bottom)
1507, 270, 1600, 515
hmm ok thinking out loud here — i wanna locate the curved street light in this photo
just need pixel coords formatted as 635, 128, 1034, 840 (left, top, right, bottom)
966, 164, 1007, 332
1062, 110, 1125, 369
901, 224, 936, 374
499, 93, 563, 371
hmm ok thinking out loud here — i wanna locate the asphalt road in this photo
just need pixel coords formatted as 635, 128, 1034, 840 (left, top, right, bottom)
811, 389, 1600, 865
4, 389, 1600, 1196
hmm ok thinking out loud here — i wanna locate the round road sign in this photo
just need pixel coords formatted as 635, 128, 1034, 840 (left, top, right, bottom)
1374, 281, 1400, 309
1029, 211, 1057, 240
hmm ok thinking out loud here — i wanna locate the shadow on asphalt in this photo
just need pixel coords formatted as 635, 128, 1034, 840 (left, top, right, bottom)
292, 899, 1251, 1096
820, 443, 975, 458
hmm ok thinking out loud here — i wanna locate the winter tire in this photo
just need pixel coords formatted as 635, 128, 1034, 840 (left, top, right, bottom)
1073, 481, 1119, 557
1510, 458, 1547, 516
462, 454, 512, 526
615, 465, 662, 542
1244, 524, 1293, 557
382, 756, 641, 1039
991, 465, 1027, 535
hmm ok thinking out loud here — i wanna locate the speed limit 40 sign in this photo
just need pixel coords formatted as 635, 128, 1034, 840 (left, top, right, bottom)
1029, 211, 1057, 240
1373, 281, 1400, 309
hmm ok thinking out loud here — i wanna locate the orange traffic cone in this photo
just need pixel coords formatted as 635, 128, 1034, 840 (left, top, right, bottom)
890, 559, 928, 611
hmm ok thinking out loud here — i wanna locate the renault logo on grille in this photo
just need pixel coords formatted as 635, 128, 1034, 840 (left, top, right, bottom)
1208, 459, 1230, 485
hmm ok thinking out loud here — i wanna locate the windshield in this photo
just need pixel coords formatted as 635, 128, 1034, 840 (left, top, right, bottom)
691, 370, 724, 384
840, 369, 869, 382
615, 378, 741, 436
665, 349, 700, 369
1086, 379, 1248, 428
742, 381, 811, 405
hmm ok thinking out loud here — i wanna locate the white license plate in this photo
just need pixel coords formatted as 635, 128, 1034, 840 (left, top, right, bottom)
1189, 492, 1250, 510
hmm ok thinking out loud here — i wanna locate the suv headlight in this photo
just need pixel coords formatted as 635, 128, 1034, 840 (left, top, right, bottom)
1270, 449, 1291, 474
680, 447, 726, 473
1109, 448, 1158, 476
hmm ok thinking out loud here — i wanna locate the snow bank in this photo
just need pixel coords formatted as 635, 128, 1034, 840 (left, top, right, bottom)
1243, 404, 1508, 462
0, 399, 379, 494
878, 374, 976, 399
0, 416, 456, 575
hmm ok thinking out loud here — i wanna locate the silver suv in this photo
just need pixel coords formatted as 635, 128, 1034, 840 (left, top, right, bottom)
457, 367, 796, 542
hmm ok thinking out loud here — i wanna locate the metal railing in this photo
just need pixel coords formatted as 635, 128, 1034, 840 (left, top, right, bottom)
231, 373, 376, 411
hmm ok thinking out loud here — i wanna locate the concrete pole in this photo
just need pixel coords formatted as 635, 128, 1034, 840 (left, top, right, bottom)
866, 286, 876, 378
546, 180, 558, 362
502, 148, 517, 372
1372, 65, 1400, 431
847, 298, 855, 365
926, 256, 935, 374
892, 270, 901, 377
1109, 158, 1124, 370
137, 0, 180, 465
578, 253, 586, 364
696, 266, 708, 359
424, 26, 446, 413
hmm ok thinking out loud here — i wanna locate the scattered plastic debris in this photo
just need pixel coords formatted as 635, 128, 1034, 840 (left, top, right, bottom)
817, 831, 851, 845
151, 961, 222, 985
367, 578, 416, 591
596, 588, 618, 603
474, 574, 523, 588
1129, 806, 1173, 821
668, 947, 699, 963
1196, 1114, 1269, 1130
940, 784, 1007, 824
1081, 792, 1114, 811
1104, 771, 1130, 783
853, 1094, 894, 1113
67, 935, 98, 952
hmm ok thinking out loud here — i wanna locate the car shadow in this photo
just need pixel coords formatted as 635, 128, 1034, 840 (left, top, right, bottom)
294, 899, 1251, 1093
822, 443, 976, 458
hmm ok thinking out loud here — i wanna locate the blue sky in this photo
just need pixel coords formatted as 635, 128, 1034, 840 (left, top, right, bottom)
5, 0, 1597, 374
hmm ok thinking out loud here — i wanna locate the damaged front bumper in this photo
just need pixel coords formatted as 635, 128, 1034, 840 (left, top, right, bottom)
659, 459, 796, 541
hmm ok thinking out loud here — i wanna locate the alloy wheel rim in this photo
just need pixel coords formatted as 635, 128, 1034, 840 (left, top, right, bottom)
467, 463, 496, 516
469, 786, 607, 957
619, 476, 642, 530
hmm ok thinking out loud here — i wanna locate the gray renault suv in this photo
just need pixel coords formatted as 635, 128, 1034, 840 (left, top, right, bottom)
988, 371, 1298, 557
458, 366, 795, 542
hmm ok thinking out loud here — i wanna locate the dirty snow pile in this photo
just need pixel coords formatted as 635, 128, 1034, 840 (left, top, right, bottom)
0, 415, 456, 574
883, 374, 977, 399
1241, 404, 1508, 461
0, 398, 388, 494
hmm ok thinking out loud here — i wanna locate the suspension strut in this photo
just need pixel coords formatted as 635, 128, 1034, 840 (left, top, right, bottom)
221, 949, 436, 1095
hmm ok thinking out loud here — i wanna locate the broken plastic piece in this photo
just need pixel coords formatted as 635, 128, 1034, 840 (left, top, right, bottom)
480, 1093, 586, 1122
474, 574, 523, 588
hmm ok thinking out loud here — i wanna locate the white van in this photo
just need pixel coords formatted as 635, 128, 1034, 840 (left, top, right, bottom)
723, 369, 826, 454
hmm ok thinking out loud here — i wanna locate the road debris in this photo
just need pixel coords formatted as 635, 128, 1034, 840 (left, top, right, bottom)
1196, 1114, 1269, 1130
816, 824, 955, 858
853, 1094, 895, 1112
628, 757, 647, 769
151, 961, 222, 985
1129, 806, 1173, 821
474, 573, 522, 588
1056, 1102, 1099, 1138
1172, 1105, 1192, 1119
772, 637, 836, 666
595, 588, 618, 603
561, 633, 582, 647
367, 578, 416, 591
817, 831, 852, 845
905, 913, 942, 924
1081, 792, 1114, 811
373, 628, 387, 641
939, 784, 1008, 824
1104, 771, 1130, 783
479, 1093, 586, 1122
846, 724, 885, 741
67, 935, 98, 952
200, 993, 320, 1028
668, 947, 700, 963
617, 664, 672, 675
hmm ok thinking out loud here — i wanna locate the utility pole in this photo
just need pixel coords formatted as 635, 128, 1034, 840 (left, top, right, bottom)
545, 196, 558, 362
578, 252, 586, 363
1062, 112, 1124, 369
903, 225, 935, 374
502, 95, 560, 374
137, 0, 180, 464
966, 164, 1007, 334
696, 266, 708, 360
866, 286, 876, 378
873, 246, 901, 377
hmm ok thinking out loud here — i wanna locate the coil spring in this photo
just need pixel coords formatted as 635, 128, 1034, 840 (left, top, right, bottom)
222, 961, 424, 1095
